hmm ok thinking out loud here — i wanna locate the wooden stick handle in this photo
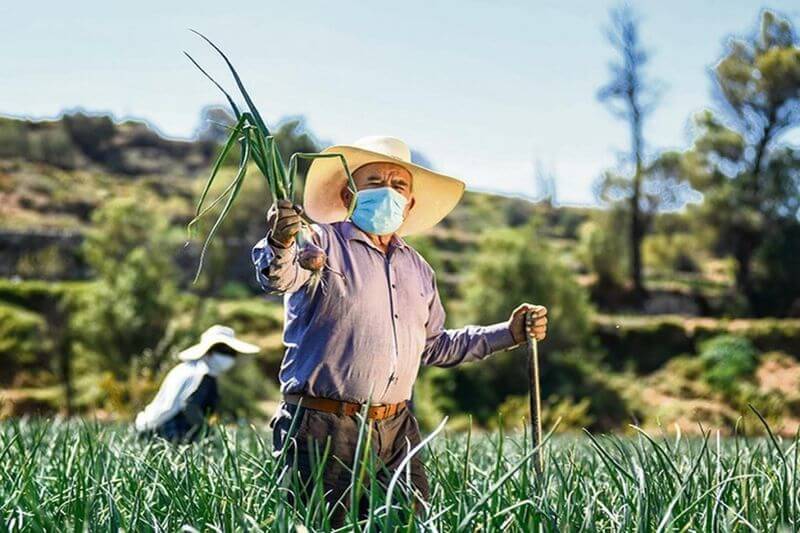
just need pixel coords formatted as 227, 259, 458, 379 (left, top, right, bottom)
527, 311, 544, 476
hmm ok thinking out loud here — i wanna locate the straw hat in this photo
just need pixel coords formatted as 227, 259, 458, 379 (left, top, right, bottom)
177, 325, 259, 361
303, 136, 465, 236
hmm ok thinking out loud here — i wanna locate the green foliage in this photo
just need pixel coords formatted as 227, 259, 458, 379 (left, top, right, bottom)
0, 118, 30, 158
578, 208, 628, 288
69, 199, 178, 376
0, 279, 86, 312
442, 192, 536, 233
0, 304, 48, 379
218, 281, 252, 300
752, 221, 800, 316
496, 394, 593, 432
2, 420, 798, 530
699, 335, 758, 393
596, 315, 800, 374
217, 357, 278, 420
31, 126, 79, 169
679, 11, 800, 311
15, 246, 70, 280
598, 315, 692, 374
216, 298, 284, 336
425, 222, 607, 427
463, 221, 593, 352
190, 170, 272, 294
643, 233, 699, 274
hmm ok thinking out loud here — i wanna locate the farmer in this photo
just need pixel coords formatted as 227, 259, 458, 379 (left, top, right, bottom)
134, 325, 259, 442
252, 136, 547, 519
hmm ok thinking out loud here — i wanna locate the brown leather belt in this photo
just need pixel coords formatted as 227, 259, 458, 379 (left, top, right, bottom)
284, 394, 407, 421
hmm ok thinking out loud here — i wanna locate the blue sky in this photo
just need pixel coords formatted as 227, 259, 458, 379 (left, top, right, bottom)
2, 1, 798, 205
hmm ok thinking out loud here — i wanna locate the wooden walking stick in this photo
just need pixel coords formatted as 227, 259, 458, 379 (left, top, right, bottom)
527, 309, 544, 477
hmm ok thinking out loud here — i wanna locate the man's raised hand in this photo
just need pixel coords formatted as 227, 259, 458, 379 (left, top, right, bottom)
268, 199, 303, 248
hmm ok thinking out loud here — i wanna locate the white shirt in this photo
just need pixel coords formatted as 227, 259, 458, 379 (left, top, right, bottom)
134, 359, 211, 432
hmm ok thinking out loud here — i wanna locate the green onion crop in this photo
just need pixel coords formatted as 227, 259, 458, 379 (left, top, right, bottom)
184, 30, 357, 282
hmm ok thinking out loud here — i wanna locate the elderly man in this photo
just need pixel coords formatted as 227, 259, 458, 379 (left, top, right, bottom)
252, 136, 547, 519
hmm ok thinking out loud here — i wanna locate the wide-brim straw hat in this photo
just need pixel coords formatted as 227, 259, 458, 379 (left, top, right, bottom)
303, 136, 466, 236
177, 325, 260, 361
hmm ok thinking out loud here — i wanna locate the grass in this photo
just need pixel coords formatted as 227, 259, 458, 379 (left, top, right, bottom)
1, 416, 798, 531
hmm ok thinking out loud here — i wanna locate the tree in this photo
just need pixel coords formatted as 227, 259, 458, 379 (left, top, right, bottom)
597, 5, 661, 299
69, 198, 178, 376
433, 221, 596, 422
534, 160, 557, 207
683, 10, 800, 312
464, 223, 593, 353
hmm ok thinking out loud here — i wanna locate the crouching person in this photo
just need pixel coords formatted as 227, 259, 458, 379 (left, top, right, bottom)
135, 325, 259, 442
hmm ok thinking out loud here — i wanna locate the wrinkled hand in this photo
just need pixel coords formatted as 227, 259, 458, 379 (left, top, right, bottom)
509, 304, 547, 344
267, 199, 303, 247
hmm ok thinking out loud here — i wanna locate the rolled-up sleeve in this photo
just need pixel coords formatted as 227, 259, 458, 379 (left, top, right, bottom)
251, 234, 310, 294
420, 275, 518, 367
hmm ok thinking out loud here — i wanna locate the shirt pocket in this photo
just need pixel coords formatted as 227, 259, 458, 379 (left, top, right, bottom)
396, 273, 433, 332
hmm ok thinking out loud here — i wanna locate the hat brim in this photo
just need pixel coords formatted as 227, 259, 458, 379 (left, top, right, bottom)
177, 334, 260, 361
303, 146, 465, 236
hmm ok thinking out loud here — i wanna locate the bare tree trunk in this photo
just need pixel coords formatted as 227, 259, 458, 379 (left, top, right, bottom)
630, 102, 646, 301
734, 109, 774, 312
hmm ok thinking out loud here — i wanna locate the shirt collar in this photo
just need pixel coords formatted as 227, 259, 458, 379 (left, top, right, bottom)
337, 221, 408, 252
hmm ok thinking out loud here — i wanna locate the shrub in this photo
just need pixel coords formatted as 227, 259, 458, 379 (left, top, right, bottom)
0, 279, 85, 312
69, 199, 177, 377
463, 221, 593, 353
577, 208, 628, 288
216, 299, 284, 336
0, 118, 30, 158
752, 222, 800, 316
430, 222, 602, 427
0, 304, 48, 383
218, 357, 278, 421
16, 246, 69, 280
594, 315, 693, 373
218, 281, 253, 300
699, 335, 758, 394
643, 233, 700, 274
495, 394, 593, 432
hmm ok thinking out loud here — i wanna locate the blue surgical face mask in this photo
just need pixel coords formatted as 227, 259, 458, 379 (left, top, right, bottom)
206, 352, 236, 376
351, 187, 408, 235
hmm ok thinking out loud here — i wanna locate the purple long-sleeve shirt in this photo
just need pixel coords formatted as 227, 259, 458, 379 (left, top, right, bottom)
252, 221, 517, 404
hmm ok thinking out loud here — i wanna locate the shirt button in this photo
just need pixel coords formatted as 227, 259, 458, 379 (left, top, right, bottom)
394, 314, 399, 319
391, 284, 396, 288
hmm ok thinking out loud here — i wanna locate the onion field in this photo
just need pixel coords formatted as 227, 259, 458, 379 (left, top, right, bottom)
1, 418, 798, 531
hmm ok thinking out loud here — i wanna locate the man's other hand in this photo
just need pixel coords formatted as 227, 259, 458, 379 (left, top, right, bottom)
509, 304, 547, 344
267, 199, 303, 247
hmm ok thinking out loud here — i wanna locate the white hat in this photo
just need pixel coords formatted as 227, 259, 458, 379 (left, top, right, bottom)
177, 325, 260, 361
303, 136, 466, 236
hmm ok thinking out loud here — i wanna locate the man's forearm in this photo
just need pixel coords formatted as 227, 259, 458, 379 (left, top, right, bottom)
251, 234, 310, 294
421, 321, 518, 367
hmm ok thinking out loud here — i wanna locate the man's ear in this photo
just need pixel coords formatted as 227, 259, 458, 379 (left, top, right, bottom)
404, 196, 416, 217
340, 186, 354, 210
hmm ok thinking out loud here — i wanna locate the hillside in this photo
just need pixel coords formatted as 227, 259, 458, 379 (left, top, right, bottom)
2, 110, 799, 435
